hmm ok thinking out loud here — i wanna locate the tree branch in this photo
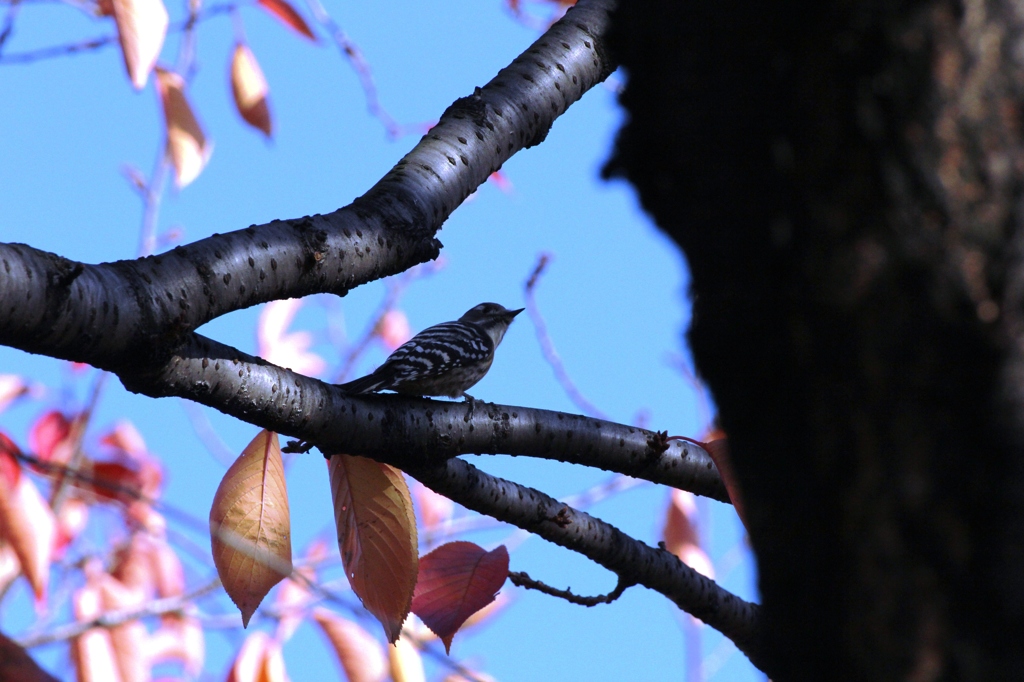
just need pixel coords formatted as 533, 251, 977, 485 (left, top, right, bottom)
408, 457, 762, 666
120, 333, 728, 501
508, 570, 633, 606
16, 579, 220, 648
0, 0, 616, 373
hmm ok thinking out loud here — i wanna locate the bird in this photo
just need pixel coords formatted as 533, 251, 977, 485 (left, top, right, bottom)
339, 302, 524, 400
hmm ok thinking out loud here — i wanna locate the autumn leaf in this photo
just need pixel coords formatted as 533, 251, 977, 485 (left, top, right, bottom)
388, 637, 425, 682
230, 43, 273, 137
375, 310, 412, 351
210, 430, 292, 627
662, 489, 714, 579
702, 437, 747, 529
328, 454, 417, 642
313, 608, 387, 682
155, 68, 211, 188
226, 630, 289, 682
111, 0, 168, 90
72, 583, 123, 682
28, 410, 72, 464
257, 299, 326, 376
0, 375, 29, 414
145, 615, 204, 675
0, 460, 55, 600
256, 0, 317, 41
411, 542, 509, 653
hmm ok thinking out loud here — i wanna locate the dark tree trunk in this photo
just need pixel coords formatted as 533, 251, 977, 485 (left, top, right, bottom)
607, 0, 1024, 678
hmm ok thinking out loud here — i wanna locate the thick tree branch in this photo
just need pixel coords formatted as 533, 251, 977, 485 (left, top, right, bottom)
121, 333, 728, 501
0, 0, 616, 373
408, 457, 762, 667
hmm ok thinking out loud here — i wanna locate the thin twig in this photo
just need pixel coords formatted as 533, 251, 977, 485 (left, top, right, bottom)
17, 579, 221, 648
0, 0, 20, 56
179, 399, 236, 466
524, 253, 611, 420
304, 0, 422, 140
508, 570, 633, 606
0, 3, 235, 64
50, 372, 107, 512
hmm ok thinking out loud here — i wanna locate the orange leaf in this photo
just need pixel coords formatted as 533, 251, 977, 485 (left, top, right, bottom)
411, 481, 453, 532
0, 466, 54, 600
375, 310, 412, 351
0, 631, 58, 682
411, 542, 509, 653
72, 584, 124, 682
388, 637, 425, 682
145, 615, 204, 675
111, 0, 168, 90
257, 299, 325, 377
230, 43, 273, 137
702, 438, 748, 529
100, 420, 148, 458
155, 68, 211, 188
0, 375, 29, 414
0, 542, 21, 595
54, 497, 89, 557
226, 630, 290, 682
328, 454, 417, 643
256, 0, 316, 41
28, 410, 72, 464
313, 608, 387, 682
210, 430, 292, 627
662, 490, 714, 579
0, 434, 20, 488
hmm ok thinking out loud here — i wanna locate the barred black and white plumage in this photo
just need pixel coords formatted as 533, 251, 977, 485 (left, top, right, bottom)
339, 303, 524, 399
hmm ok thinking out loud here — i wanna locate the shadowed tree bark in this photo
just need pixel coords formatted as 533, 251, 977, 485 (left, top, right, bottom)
607, 0, 1024, 678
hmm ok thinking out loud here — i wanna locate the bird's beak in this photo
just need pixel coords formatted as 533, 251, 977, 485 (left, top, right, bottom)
509, 308, 525, 319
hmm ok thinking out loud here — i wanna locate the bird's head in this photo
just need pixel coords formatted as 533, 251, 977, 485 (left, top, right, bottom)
459, 302, 524, 347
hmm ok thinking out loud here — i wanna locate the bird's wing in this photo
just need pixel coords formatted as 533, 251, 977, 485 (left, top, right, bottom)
384, 322, 493, 385
339, 321, 493, 394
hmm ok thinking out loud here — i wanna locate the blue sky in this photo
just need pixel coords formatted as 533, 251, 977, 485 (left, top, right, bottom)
0, 1, 760, 679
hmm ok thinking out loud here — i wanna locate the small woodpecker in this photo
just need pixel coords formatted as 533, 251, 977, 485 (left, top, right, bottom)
338, 302, 524, 399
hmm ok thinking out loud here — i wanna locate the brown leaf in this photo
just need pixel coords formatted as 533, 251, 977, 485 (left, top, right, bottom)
155, 68, 211, 188
111, 0, 168, 90
0, 375, 29, 414
0, 462, 55, 600
702, 438, 748, 529
411, 542, 509, 653
210, 430, 292, 627
313, 608, 387, 682
72, 584, 124, 682
226, 631, 289, 682
0, 631, 59, 682
257, 299, 325, 376
328, 454, 417, 642
230, 43, 273, 137
662, 490, 714, 579
388, 637, 425, 682
28, 410, 73, 464
145, 615, 204, 675
256, 0, 316, 41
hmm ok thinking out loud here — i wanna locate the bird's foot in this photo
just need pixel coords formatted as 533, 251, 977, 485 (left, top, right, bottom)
463, 393, 477, 420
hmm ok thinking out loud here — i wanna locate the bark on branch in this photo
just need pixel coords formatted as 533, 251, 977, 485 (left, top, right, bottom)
409, 457, 762, 666
0, 0, 616, 372
122, 333, 727, 501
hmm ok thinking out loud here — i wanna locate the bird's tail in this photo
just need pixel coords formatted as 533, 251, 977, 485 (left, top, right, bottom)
338, 373, 389, 394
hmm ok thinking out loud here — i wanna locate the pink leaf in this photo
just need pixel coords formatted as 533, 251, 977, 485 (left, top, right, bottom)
411, 542, 509, 653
